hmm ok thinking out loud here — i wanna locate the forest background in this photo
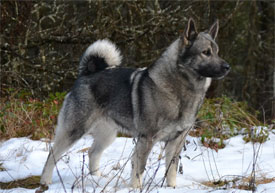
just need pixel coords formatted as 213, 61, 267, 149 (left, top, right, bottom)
1, 1, 274, 139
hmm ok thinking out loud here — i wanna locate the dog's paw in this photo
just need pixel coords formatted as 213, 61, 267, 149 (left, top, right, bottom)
35, 184, 49, 193
166, 182, 176, 188
129, 183, 142, 189
90, 170, 101, 177
129, 179, 142, 189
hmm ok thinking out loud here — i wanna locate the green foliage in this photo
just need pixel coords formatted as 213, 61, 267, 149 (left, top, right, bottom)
243, 127, 270, 144
198, 96, 262, 131
193, 96, 265, 149
0, 89, 66, 140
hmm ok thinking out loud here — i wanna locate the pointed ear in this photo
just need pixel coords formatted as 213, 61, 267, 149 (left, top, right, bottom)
208, 19, 219, 40
183, 18, 197, 44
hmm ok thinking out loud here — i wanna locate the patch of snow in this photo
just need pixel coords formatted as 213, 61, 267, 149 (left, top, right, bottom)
0, 132, 274, 192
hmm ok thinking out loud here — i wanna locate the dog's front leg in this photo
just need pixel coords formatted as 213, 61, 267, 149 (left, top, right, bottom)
165, 132, 187, 187
130, 136, 153, 188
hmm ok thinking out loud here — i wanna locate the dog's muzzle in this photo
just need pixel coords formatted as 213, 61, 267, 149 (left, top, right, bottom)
215, 62, 230, 79
221, 62, 230, 72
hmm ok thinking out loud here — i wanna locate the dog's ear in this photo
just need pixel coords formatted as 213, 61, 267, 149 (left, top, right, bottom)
208, 19, 219, 40
183, 18, 197, 45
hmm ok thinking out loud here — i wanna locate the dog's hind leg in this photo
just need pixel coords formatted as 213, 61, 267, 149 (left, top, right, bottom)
39, 95, 90, 188
40, 121, 86, 187
130, 137, 153, 188
88, 122, 117, 176
165, 132, 187, 187
40, 134, 74, 186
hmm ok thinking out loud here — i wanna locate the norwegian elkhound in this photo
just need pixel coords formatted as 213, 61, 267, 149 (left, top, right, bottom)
37, 18, 230, 191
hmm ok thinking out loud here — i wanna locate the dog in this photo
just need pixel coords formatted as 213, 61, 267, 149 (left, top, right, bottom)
37, 18, 230, 192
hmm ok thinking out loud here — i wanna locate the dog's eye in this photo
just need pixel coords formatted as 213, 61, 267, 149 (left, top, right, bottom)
202, 49, 211, 56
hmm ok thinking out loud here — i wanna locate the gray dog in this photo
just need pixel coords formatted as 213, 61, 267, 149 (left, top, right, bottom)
37, 18, 230, 191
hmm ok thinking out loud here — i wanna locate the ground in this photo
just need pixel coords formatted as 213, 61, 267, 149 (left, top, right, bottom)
0, 129, 275, 193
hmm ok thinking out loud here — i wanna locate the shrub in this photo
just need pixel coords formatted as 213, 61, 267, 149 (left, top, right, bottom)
0, 92, 265, 143
0, 89, 66, 140
242, 126, 270, 143
191, 96, 264, 150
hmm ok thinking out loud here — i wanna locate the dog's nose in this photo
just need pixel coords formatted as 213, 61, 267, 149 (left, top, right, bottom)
222, 63, 230, 71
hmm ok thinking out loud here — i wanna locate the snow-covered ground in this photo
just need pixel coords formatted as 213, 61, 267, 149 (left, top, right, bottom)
0, 131, 275, 193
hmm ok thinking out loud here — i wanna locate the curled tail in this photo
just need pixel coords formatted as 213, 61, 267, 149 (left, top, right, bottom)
79, 39, 122, 76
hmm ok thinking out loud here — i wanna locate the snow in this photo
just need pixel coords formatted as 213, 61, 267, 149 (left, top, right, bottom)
0, 132, 275, 193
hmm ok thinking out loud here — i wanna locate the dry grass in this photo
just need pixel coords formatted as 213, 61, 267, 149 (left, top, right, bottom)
0, 89, 135, 140
1, 175, 273, 190
0, 90, 65, 140
0, 163, 5, 172
0, 176, 41, 189
202, 176, 275, 190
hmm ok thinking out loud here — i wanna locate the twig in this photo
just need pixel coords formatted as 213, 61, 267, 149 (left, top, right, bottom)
211, 148, 221, 179
114, 139, 130, 189
250, 140, 263, 192
199, 142, 211, 182
207, 148, 215, 181
100, 148, 134, 193
49, 144, 67, 193
81, 152, 85, 193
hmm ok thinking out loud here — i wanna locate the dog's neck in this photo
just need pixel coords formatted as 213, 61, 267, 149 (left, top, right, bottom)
148, 38, 211, 94
178, 67, 212, 92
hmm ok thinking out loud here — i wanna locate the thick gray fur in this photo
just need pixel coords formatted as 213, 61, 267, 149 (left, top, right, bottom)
38, 18, 230, 191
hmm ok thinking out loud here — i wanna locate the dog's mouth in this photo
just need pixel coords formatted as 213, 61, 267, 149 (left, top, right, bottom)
195, 62, 231, 79
214, 62, 231, 79
212, 68, 230, 80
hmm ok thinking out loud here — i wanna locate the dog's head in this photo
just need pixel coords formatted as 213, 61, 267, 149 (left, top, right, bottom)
178, 18, 230, 79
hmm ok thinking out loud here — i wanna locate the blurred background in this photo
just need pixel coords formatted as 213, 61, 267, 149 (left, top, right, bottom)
1, 1, 274, 130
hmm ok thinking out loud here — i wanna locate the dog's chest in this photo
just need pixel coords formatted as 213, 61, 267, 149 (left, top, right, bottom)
152, 91, 205, 142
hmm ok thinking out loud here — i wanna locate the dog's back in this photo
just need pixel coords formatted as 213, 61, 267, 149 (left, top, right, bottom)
82, 67, 136, 130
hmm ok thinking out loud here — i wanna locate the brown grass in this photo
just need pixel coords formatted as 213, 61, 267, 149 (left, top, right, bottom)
202, 176, 275, 190
0, 91, 65, 140
0, 163, 5, 171
0, 176, 41, 189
